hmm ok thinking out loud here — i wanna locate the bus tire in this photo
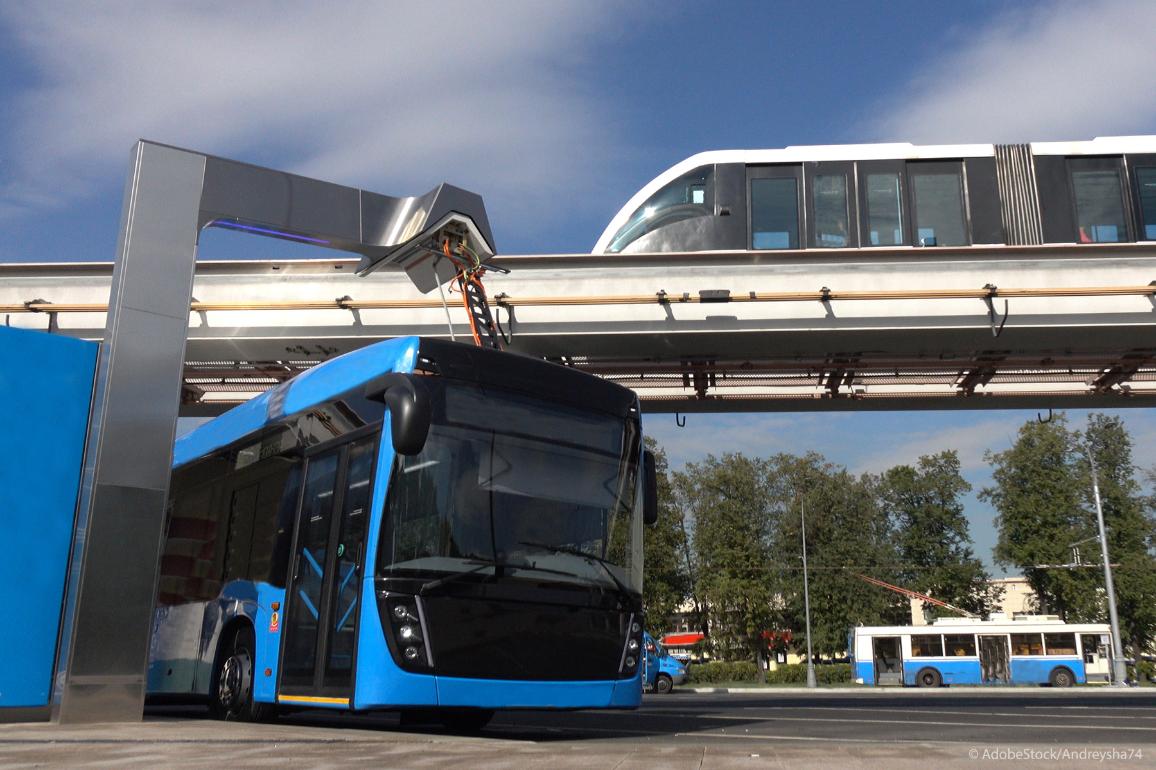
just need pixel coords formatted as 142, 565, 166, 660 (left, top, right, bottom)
916, 667, 942, 688
655, 674, 674, 694
210, 625, 276, 722
1049, 667, 1075, 688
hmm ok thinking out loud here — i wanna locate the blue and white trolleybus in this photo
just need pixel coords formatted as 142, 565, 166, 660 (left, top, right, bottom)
852, 616, 1114, 688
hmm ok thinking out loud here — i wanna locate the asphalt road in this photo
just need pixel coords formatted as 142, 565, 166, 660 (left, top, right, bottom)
2, 689, 1154, 768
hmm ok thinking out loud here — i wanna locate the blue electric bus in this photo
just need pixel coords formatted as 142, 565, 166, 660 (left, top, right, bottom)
852, 616, 1114, 688
147, 336, 656, 729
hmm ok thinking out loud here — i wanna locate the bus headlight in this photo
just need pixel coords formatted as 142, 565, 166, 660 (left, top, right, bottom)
379, 591, 433, 672
619, 613, 644, 677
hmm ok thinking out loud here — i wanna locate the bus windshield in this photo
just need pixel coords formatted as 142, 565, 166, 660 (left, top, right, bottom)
378, 381, 642, 593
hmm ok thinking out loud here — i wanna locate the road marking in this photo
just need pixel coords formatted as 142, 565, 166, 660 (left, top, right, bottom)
637, 710, 1156, 731
735, 705, 1156, 721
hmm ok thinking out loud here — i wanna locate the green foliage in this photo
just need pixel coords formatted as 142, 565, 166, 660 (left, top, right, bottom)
685, 660, 760, 684
983, 413, 1156, 657
766, 453, 907, 658
879, 451, 1003, 618
642, 438, 692, 634
678, 453, 778, 663
764, 663, 852, 685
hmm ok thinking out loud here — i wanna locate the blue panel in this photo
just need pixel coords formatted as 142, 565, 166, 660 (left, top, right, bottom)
173, 336, 419, 467
435, 676, 624, 709
352, 573, 438, 709
855, 661, 874, 684
0, 327, 97, 707
253, 583, 287, 703
1011, 657, 1083, 685
903, 659, 982, 686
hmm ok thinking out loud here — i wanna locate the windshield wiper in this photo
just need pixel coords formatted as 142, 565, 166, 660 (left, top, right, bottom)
418, 556, 580, 595
419, 558, 504, 595
517, 541, 633, 598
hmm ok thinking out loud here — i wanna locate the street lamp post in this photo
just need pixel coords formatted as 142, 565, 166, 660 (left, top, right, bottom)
801, 497, 817, 689
1089, 453, 1129, 686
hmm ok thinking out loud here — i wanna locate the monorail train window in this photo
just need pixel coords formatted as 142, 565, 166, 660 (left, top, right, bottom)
1136, 166, 1156, 240
813, 175, 849, 247
865, 172, 904, 246
910, 165, 967, 246
750, 178, 799, 249
606, 166, 713, 253
1069, 158, 1129, 243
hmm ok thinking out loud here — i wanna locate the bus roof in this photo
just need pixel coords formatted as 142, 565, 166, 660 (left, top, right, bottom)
173, 336, 420, 467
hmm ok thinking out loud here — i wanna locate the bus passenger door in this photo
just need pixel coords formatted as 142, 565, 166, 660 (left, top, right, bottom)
872, 636, 903, 686
1081, 634, 1110, 683
279, 435, 376, 703
978, 635, 1010, 684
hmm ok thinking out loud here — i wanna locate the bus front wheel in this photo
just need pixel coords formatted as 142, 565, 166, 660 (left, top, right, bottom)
210, 625, 276, 722
655, 674, 674, 694
916, 668, 942, 688
1049, 667, 1075, 688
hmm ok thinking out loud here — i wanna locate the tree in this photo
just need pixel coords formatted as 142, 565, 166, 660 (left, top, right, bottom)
982, 414, 1100, 619
766, 453, 906, 658
678, 453, 777, 663
879, 451, 1002, 619
641, 439, 692, 634
983, 413, 1156, 659
1080, 415, 1156, 659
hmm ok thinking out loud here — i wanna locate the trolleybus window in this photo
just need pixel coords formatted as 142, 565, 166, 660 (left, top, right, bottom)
1044, 633, 1077, 655
944, 633, 976, 656
1070, 159, 1129, 242
1011, 632, 1044, 656
911, 634, 944, 657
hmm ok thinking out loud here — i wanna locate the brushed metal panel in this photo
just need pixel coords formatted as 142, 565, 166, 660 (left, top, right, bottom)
95, 310, 191, 489
67, 485, 168, 677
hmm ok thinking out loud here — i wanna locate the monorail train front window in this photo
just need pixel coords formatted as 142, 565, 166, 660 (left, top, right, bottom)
379, 382, 642, 593
606, 166, 713, 253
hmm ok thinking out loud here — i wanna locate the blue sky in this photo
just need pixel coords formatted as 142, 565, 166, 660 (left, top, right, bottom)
5, 1, 1156, 568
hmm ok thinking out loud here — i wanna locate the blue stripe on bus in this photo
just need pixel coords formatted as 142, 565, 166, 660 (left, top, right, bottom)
336, 599, 357, 632
903, 658, 982, 685
298, 589, 319, 620
173, 336, 420, 467
303, 548, 324, 578
1010, 657, 1085, 684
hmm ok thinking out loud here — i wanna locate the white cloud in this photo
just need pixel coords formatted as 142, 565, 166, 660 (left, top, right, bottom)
869, 0, 1156, 143
851, 416, 1020, 476
0, 1, 630, 239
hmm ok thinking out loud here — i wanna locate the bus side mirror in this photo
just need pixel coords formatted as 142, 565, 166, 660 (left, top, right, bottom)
363, 373, 431, 456
642, 449, 658, 526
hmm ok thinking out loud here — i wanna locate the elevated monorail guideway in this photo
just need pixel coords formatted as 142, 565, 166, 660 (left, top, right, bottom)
8, 136, 1156, 414
4, 242, 1156, 413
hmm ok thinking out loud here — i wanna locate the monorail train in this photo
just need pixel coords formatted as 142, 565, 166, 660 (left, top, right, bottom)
592, 137, 1156, 255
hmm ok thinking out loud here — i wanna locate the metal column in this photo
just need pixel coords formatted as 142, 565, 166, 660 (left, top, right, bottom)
54, 142, 207, 722
52, 140, 493, 723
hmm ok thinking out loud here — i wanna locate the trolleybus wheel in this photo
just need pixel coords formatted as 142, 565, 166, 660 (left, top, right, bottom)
210, 625, 276, 722
655, 674, 674, 694
916, 667, 942, 688
1049, 667, 1074, 688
